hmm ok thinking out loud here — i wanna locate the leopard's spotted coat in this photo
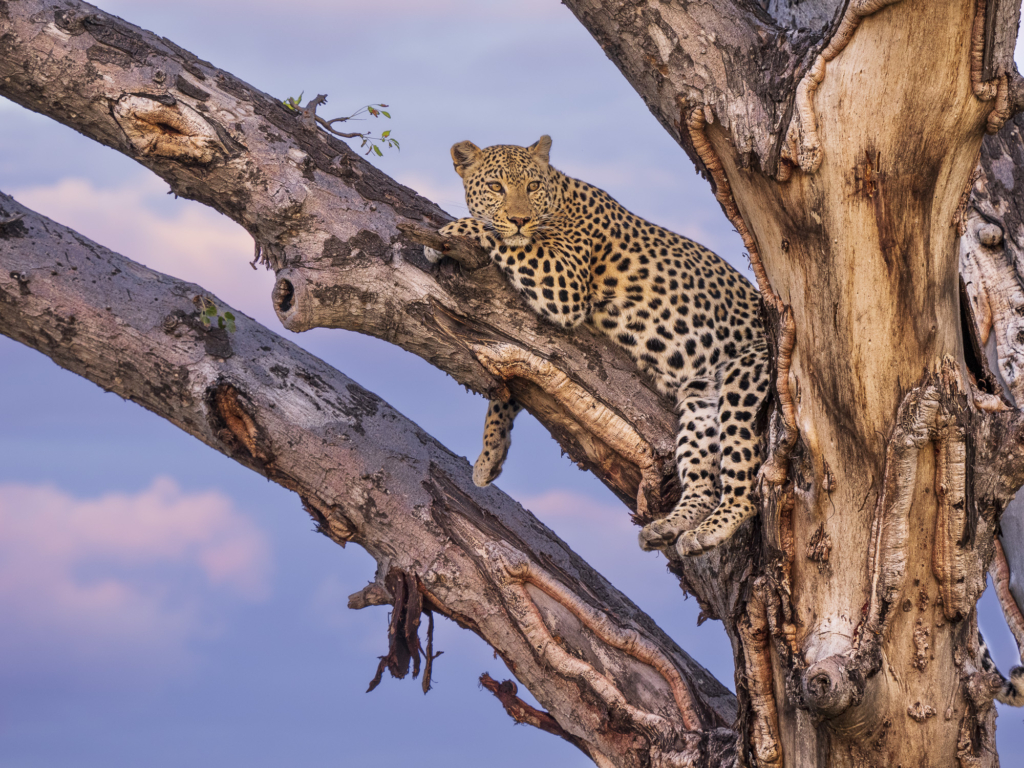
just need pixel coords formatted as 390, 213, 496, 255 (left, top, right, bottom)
428, 136, 769, 556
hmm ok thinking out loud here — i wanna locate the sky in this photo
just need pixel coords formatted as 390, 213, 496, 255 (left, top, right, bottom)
0, 1, 1022, 766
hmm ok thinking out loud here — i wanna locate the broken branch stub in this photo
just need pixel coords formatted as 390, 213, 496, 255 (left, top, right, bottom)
479, 673, 591, 756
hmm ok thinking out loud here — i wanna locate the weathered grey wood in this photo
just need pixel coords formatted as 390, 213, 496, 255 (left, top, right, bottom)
0, 190, 739, 768
0, 0, 763, 631
762, 0, 842, 31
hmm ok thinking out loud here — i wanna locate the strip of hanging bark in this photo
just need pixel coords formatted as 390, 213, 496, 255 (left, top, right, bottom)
760, 306, 798, 486
366, 569, 425, 692
683, 106, 780, 314
422, 611, 441, 695
736, 584, 782, 768
479, 673, 591, 755
484, 540, 703, 734
992, 539, 1024, 655
784, 0, 904, 174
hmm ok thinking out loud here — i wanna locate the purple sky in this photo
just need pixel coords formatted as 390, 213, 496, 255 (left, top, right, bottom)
1, 1, 1022, 765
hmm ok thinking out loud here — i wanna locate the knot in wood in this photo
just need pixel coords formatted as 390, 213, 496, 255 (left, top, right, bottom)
113, 94, 222, 163
801, 656, 863, 719
978, 223, 1004, 247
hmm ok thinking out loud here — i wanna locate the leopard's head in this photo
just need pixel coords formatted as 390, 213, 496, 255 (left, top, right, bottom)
450, 136, 557, 247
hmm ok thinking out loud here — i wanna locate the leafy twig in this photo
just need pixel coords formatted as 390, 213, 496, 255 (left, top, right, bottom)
282, 92, 399, 156
193, 295, 236, 332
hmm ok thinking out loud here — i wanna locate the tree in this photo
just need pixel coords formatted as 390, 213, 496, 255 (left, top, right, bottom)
2, 0, 1024, 765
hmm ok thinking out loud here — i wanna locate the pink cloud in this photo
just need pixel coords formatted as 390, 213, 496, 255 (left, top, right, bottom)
0, 478, 271, 681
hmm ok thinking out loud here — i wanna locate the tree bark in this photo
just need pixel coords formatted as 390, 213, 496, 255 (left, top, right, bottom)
5, 0, 1024, 765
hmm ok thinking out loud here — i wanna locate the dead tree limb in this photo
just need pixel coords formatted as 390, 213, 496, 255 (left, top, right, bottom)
0, 190, 739, 768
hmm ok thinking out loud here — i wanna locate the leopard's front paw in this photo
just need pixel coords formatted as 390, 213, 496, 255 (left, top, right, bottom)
638, 517, 686, 551
673, 502, 755, 557
439, 218, 497, 250
674, 529, 719, 557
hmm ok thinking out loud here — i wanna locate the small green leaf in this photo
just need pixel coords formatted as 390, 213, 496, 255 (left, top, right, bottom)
205, 305, 218, 316
381, 130, 390, 138
224, 312, 235, 321
218, 316, 226, 329
380, 111, 391, 118
391, 139, 400, 149
227, 318, 237, 333
201, 314, 211, 326
373, 145, 383, 157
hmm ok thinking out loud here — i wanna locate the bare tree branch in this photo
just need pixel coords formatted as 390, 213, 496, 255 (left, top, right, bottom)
560, 0, 803, 179
0, 189, 739, 768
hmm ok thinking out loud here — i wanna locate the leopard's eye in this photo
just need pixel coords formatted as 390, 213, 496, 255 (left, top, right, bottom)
527, 181, 541, 193
487, 182, 504, 193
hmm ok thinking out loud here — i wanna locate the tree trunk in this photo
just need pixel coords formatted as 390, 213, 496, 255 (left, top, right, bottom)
561, 0, 1024, 765
4, 0, 1024, 765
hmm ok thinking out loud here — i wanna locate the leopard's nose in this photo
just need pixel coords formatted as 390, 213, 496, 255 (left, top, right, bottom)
508, 216, 531, 228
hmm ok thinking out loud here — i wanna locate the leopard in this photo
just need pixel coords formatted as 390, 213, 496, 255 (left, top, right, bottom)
425, 135, 769, 557
979, 630, 1024, 707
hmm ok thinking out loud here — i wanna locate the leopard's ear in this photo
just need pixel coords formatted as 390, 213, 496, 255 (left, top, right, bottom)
528, 135, 552, 165
451, 141, 483, 178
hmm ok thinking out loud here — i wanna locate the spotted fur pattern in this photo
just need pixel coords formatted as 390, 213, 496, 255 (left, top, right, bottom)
979, 631, 1024, 706
439, 136, 768, 556
472, 400, 523, 486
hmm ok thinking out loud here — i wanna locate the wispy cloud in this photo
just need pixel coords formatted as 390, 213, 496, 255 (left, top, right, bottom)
0, 478, 271, 683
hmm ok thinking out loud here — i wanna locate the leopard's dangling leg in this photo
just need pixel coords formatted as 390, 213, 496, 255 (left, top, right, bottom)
473, 399, 524, 487
980, 630, 1024, 706
638, 378, 722, 551
675, 346, 769, 556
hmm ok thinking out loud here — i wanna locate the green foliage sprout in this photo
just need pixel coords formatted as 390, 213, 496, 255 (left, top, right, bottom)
193, 295, 236, 332
281, 93, 399, 157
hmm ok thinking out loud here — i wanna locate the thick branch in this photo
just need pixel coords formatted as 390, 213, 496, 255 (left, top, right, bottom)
560, 0, 801, 176
0, 0, 667, 508
0, 191, 738, 767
